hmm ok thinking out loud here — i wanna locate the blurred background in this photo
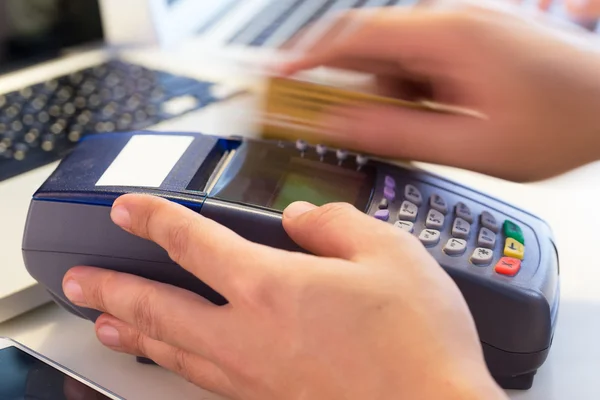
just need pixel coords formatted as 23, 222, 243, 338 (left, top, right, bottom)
0, 0, 599, 323
1, 0, 598, 181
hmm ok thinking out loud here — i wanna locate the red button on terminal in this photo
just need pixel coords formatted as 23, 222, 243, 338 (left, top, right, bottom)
495, 257, 521, 277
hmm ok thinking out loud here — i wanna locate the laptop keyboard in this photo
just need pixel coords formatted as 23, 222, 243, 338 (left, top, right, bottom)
0, 60, 220, 183
228, 0, 415, 47
226, 0, 598, 49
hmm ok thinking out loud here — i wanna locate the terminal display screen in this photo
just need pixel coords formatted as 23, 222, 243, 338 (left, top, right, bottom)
209, 142, 374, 212
270, 162, 366, 210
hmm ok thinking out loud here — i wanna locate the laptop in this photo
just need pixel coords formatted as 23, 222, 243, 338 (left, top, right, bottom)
0, 0, 594, 323
0, 0, 264, 323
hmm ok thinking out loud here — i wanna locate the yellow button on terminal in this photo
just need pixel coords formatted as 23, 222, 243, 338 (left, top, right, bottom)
504, 238, 525, 260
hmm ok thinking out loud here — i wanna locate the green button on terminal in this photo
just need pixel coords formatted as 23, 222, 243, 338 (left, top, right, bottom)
503, 220, 524, 244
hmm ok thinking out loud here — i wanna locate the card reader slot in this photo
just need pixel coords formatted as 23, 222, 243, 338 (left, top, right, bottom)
186, 145, 237, 193
204, 149, 238, 194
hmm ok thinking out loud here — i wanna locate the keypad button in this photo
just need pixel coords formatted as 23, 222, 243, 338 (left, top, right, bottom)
384, 175, 396, 189
455, 202, 473, 223
22, 114, 35, 126
430, 194, 448, 214
419, 229, 440, 247
503, 220, 524, 244
504, 238, 525, 260
425, 209, 445, 230
336, 149, 348, 162
444, 238, 467, 256
394, 221, 414, 233
68, 130, 82, 142
495, 257, 521, 277
41, 135, 55, 151
356, 154, 369, 166
452, 218, 470, 239
296, 139, 308, 151
398, 201, 418, 221
477, 227, 496, 249
316, 144, 327, 157
378, 199, 389, 210
404, 184, 422, 206
374, 209, 390, 221
383, 187, 396, 201
481, 211, 499, 233
13, 143, 28, 161
470, 247, 494, 266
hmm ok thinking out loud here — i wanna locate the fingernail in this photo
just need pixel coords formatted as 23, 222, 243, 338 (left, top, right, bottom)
284, 201, 317, 218
97, 325, 121, 347
63, 280, 85, 304
111, 205, 131, 229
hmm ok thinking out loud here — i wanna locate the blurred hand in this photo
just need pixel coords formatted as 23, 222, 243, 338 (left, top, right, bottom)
564, 0, 600, 18
280, 2, 600, 182
514, 0, 600, 19
62, 194, 507, 400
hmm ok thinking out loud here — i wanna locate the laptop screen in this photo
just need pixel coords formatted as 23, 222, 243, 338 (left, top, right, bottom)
0, 0, 104, 75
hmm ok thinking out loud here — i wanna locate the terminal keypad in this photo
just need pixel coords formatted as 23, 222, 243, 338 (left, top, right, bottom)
372, 173, 528, 278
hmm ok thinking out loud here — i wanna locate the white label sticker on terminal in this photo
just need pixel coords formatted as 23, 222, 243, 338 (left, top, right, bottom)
96, 135, 194, 188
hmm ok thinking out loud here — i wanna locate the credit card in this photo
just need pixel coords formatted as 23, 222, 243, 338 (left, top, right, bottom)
258, 76, 486, 148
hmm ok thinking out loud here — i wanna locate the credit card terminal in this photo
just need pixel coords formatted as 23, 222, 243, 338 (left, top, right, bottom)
21, 131, 559, 390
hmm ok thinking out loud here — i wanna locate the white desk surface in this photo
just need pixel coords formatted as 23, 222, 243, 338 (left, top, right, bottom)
0, 40, 600, 400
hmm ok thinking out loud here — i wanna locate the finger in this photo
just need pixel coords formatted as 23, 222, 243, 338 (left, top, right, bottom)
110, 193, 275, 297
279, 9, 455, 77
537, 0, 553, 11
318, 104, 488, 167
94, 314, 234, 398
63, 266, 229, 361
282, 202, 415, 261
375, 75, 435, 100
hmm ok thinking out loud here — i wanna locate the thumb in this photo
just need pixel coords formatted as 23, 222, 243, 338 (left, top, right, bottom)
281, 201, 408, 261
320, 104, 483, 167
